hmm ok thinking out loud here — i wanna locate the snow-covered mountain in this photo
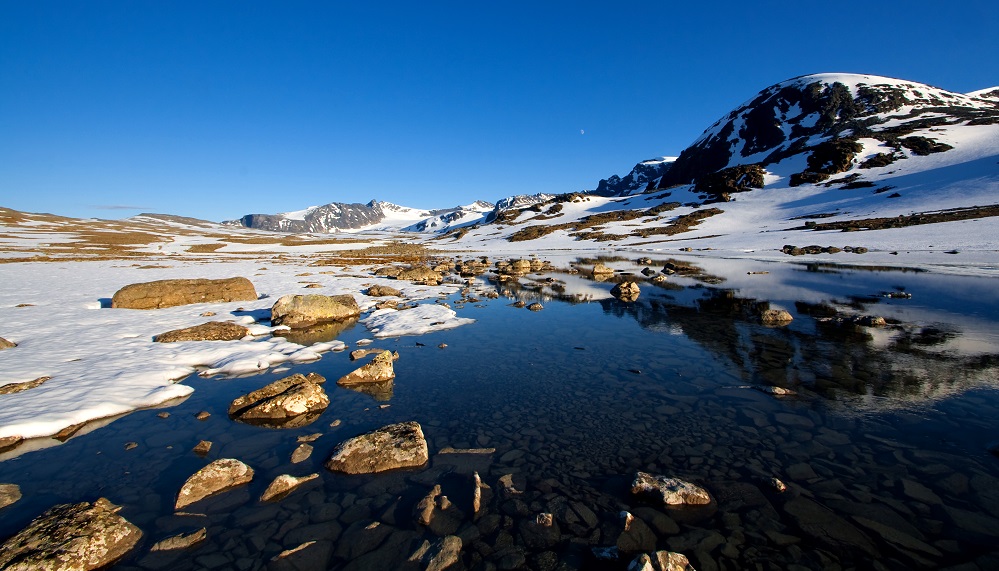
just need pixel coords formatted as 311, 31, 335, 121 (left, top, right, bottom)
225, 200, 444, 233
593, 157, 675, 196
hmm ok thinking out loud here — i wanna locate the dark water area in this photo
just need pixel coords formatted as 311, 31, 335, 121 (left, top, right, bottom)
2, 257, 999, 570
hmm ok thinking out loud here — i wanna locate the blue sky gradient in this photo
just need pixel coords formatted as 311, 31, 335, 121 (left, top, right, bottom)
2, 1, 997, 221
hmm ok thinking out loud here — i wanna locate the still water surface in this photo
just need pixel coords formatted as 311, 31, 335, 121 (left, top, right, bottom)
2, 256, 998, 570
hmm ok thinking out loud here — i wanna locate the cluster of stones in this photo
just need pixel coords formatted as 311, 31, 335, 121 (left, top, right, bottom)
782, 244, 869, 256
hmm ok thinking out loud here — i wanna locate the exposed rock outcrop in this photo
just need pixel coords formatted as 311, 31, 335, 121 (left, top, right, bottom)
366, 285, 403, 297
632, 472, 713, 507
175, 458, 254, 509
395, 266, 443, 285
229, 373, 329, 427
0, 376, 50, 395
0, 497, 142, 570
153, 321, 250, 342
338, 351, 395, 386
325, 421, 429, 474
611, 281, 641, 302
0, 336, 16, 350
111, 277, 257, 309
271, 294, 360, 329
0, 483, 21, 509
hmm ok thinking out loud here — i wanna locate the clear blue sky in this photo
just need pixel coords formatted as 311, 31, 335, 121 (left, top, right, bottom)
2, 1, 997, 222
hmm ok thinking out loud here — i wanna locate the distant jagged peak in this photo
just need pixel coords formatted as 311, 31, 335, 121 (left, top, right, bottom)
493, 193, 556, 211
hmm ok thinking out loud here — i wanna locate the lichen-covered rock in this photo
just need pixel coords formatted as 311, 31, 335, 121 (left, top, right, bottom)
325, 421, 429, 474
175, 458, 254, 509
366, 284, 403, 297
111, 277, 257, 309
0, 497, 142, 570
0, 376, 50, 395
759, 309, 794, 325
611, 281, 641, 302
271, 294, 360, 329
632, 472, 712, 507
154, 321, 250, 342
395, 266, 443, 285
229, 373, 329, 427
260, 473, 319, 502
629, 550, 697, 571
338, 351, 395, 386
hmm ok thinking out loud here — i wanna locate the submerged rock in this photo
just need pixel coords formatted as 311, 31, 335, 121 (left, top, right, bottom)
611, 281, 641, 302
111, 277, 257, 310
338, 351, 395, 385
229, 373, 329, 426
0, 497, 142, 570
175, 458, 254, 510
153, 321, 250, 342
260, 473, 319, 502
271, 293, 360, 329
632, 472, 712, 507
325, 421, 429, 474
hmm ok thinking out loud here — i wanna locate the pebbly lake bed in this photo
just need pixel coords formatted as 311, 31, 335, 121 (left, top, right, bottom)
2, 255, 999, 571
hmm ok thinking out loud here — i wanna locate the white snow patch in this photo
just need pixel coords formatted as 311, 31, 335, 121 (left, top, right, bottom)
362, 304, 475, 338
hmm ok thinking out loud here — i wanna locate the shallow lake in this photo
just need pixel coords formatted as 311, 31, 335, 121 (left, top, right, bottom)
3, 255, 999, 570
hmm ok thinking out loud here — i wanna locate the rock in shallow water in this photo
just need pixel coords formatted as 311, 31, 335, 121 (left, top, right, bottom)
0, 483, 22, 509
270, 293, 360, 329
325, 421, 429, 474
0, 497, 142, 570
229, 373, 329, 426
150, 527, 207, 551
260, 473, 319, 502
629, 550, 697, 571
632, 472, 712, 507
175, 458, 254, 510
338, 351, 395, 385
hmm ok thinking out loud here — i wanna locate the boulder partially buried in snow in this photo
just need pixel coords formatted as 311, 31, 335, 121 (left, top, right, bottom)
366, 284, 403, 297
338, 351, 395, 386
111, 277, 257, 310
0, 497, 142, 570
0, 336, 16, 350
395, 266, 443, 285
175, 458, 254, 510
229, 373, 329, 427
632, 472, 713, 507
325, 421, 429, 474
270, 294, 360, 329
154, 321, 250, 342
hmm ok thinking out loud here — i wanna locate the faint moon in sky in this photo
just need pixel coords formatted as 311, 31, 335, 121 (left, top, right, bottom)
580, 129, 585, 135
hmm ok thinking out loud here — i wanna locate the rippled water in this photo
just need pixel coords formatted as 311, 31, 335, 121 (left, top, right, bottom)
2, 256, 999, 570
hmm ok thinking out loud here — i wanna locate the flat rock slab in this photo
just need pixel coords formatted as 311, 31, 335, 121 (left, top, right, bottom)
632, 472, 713, 507
0, 497, 142, 570
111, 277, 257, 309
326, 421, 429, 474
229, 373, 329, 426
271, 293, 360, 329
149, 527, 208, 551
154, 321, 250, 342
366, 285, 403, 297
175, 458, 254, 510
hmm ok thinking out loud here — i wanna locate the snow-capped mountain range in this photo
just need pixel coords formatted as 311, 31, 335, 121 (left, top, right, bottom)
223, 72, 999, 247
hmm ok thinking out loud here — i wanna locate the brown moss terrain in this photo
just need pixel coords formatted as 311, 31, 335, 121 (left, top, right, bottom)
796, 204, 999, 232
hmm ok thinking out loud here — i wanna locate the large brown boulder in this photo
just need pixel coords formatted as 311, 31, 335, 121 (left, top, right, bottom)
0, 497, 142, 570
632, 472, 712, 507
611, 281, 641, 302
326, 421, 429, 474
175, 458, 254, 510
229, 373, 329, 427
366, 284, 403, 297
271, 294, 360, 329
111, 277, 257, 309
153, 321, 250, 342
